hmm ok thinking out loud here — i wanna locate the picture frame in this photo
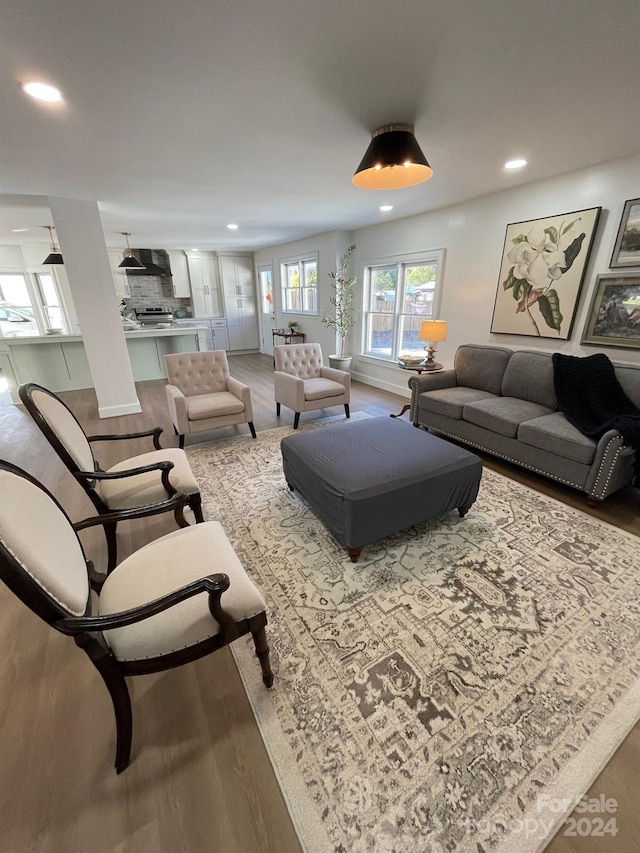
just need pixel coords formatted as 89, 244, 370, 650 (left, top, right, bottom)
610, 197, 640, 268
490, 206, 601, 340
581, 272, 640, 350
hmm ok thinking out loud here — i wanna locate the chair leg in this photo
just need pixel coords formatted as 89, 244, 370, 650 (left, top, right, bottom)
345, 403, 350, 419
179, 434, 185, 449
189, 492, 205, 523
76, 635, 133, 773
104, 521, 118, 574
251, 623, 274, 688
276, 402, 281, 416
293, 412, 300, 429
248, 421, 257, 439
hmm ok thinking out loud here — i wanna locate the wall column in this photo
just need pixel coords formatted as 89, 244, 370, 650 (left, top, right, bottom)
48, 197, 140, 417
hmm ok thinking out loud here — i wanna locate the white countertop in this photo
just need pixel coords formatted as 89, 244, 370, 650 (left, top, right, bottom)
0, 325, 207, 345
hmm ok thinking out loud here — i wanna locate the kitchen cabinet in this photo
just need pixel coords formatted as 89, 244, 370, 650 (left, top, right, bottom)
187, 252, 222, 316
167, 251, 192, 298
225, 296, 259, 351
174, 317, 229, 351
108, 249, 130, 300
219, 254, 255, 297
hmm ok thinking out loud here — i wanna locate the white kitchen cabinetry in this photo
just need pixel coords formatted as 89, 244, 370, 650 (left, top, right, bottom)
108, 249, 130, 300
167, 251, 192, 298
225, 296, 259, 350
174, 318, 228, 351
219, 254, 255, 297
187, 252, 222, 316
219, 254, 258, 350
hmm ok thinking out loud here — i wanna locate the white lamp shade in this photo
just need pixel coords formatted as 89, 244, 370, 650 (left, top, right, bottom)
419, 319, 447, 342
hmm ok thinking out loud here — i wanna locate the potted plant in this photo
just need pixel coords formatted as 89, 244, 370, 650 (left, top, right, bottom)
323, 244, 357, 371
288, 320, 299, 333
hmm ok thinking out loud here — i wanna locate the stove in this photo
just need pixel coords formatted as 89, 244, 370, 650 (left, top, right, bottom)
135, 307, 174, 326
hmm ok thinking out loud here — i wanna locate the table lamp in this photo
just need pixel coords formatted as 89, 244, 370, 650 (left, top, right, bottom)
419, 319, 447, 370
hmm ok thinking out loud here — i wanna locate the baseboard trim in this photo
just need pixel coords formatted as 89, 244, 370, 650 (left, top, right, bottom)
98, 400, 142, 418
350, 370, 410, 399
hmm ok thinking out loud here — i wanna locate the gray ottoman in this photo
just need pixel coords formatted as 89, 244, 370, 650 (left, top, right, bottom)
280, 416, 482, 561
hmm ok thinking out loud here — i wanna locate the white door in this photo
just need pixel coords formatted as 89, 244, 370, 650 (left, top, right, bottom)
258, 265, 275, 355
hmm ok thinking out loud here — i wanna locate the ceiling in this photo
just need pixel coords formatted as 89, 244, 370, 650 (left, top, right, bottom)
1, 0, 640, 252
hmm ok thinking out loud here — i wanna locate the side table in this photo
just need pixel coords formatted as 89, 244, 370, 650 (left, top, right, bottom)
390, 363, 443, 419
272, 330, 306, 346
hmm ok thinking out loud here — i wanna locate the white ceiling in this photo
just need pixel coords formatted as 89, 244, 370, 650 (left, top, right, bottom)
1, 0, 640, 252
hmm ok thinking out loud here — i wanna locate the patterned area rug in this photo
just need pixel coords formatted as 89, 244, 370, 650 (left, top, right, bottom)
186, 417, 640, 853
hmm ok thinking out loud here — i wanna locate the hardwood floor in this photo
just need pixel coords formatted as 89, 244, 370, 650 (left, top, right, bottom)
0, 352, 637, 853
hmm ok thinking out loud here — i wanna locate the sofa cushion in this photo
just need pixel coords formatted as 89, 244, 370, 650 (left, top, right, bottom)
615, 364, 640, 409
454, 345, 513, 395
463, 397, 554, 438
419, 387, 498, 420
501, 350, 558, 410
517, 412, 596, 465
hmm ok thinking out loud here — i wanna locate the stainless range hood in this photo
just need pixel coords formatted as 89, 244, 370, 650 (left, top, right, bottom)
125, 248, 171, 277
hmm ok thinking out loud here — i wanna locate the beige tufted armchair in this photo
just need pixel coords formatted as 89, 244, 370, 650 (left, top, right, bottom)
273, 343, 350, 429
164, 351, 256, 447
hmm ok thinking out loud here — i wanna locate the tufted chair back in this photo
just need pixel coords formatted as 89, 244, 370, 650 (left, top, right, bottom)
165, 351, 230, 397
273, 343, 323, 379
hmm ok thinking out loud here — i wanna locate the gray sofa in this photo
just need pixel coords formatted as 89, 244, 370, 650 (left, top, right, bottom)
408, 344, 640, 503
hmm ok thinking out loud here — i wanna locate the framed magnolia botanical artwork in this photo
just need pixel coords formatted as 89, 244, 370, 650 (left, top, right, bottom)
490, 206, 601, 339
581, 272, 640, 350
610, 197, 640, 268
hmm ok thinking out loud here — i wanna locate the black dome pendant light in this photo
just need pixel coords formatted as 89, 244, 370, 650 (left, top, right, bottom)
118, 232, 146, 270
42, 225, 64, 264
352, 125, 433, 190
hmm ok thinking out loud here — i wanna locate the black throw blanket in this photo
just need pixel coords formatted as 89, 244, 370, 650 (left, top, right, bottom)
552, 352, 640, 486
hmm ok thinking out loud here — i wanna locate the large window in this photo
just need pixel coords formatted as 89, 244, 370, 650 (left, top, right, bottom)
363, 251, 444, 360
0, 272, 69, 337
280, 255, 318, 314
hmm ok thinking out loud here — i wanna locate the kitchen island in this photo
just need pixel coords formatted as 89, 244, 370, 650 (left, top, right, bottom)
0, 325, 207, 404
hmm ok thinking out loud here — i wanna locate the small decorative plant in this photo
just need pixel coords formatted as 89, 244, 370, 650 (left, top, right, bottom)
323, 244, 357, 357
289, 320, 299, 331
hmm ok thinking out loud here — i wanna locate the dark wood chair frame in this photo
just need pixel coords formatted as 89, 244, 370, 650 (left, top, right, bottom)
19, 382, 205, 578
0, 460, 273, 774
276, 401, 350, 430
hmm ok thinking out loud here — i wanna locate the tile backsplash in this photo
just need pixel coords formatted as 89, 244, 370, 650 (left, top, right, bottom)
122, 250, 193, 317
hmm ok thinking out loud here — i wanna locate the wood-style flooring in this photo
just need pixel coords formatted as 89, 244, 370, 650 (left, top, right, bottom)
0, 352, 637, 852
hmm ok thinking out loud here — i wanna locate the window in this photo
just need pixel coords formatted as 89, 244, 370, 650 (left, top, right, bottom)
259, 266, 274, 315
280, 255, 318, 314
0, 271, 69, 337
363, 251, 444, 360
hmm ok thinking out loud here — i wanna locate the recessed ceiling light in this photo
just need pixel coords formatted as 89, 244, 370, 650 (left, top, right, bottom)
504, 158, 527, 170
11, 228, 29, 232
226, 223, 239, 230
21, 81, 63, 103
191, 248, 199, 251
379, 205, 393, 212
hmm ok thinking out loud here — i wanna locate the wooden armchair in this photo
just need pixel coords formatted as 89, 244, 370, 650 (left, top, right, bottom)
0, 460, 273, 773
19, 382, 204, 577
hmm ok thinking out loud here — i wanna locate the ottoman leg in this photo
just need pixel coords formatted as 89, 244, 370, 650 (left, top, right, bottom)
458, 504, 472, 518
346, 546, 362, 563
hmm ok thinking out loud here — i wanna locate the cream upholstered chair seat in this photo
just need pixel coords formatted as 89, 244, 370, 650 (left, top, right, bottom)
273, 342, 350, 429
99, 522, 266, 661
97, 448, 200, 510
19, 382, 205, 577
0, 460, 273, 774
165, 350, 256, 446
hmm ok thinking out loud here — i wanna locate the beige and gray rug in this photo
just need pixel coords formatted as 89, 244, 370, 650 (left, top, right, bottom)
187, 417, 640, 853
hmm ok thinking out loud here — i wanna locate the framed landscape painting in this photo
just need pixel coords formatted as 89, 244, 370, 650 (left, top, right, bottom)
490, 206, 601, 339
610, 197, 640, 268
581, 272, 640, 350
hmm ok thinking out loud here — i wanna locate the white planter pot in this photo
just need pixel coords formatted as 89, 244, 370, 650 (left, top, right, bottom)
328, 355, 352, 371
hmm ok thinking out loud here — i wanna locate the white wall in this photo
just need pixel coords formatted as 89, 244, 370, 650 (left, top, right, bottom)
349, 153, 640, 397
253, 229, 354, 358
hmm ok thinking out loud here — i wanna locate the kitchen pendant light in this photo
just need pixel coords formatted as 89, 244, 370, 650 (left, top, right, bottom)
352, 124, 433, 190
42, 225, 64, 265
118, 232, 146, 270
